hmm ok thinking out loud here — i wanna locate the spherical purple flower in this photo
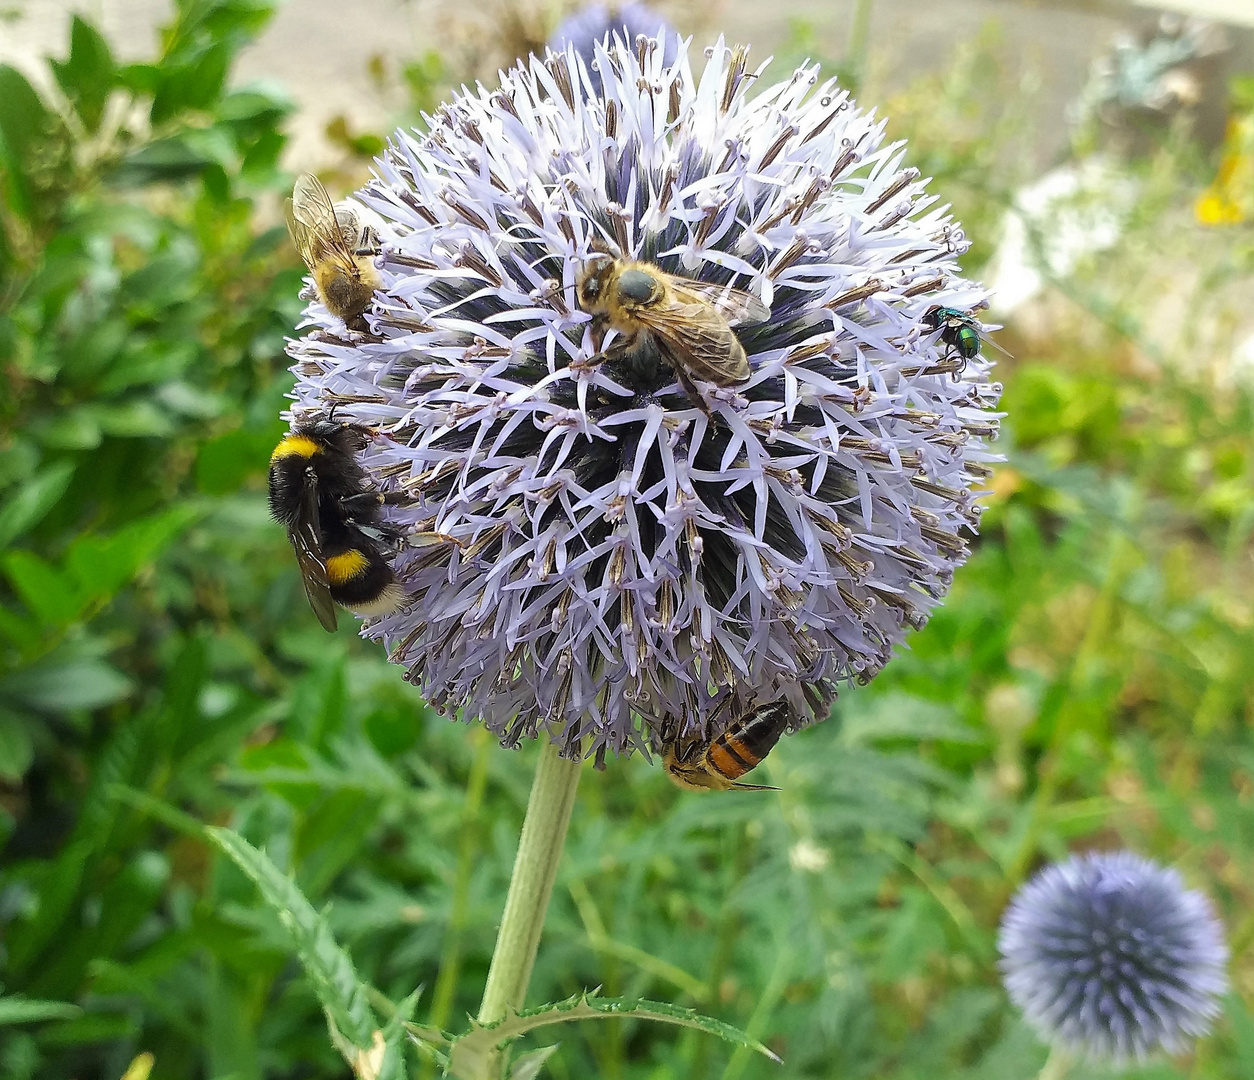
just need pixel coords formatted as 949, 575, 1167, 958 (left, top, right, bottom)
284, 37, 1000, 758
550, 4, 678, 72
999, 851, 1229, 1063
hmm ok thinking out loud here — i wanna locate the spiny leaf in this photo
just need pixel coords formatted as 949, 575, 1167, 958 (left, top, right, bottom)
205, 826, 377, 1056
446, 993, 781, 1079
507, 1044, 560, 1080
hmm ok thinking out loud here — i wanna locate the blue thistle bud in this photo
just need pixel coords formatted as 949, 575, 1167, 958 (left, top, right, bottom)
550, 3, 679, 71
999, 851, 1229, 1063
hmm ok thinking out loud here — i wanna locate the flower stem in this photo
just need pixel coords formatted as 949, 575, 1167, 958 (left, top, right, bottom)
475, 739, 582, 1076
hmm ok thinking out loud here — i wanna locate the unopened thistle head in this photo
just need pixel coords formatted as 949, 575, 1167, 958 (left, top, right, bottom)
999, 851, 1229, 1063
284, 36, 1001, 758
550, 3, 678, 71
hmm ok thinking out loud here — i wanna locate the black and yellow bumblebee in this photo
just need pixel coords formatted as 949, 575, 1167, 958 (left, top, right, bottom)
268, 418, 406, 631
661, 699, 794, 791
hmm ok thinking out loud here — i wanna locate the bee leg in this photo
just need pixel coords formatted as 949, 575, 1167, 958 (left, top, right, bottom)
340, 491, 386, 514
674, 369, 714, 416
356, 225, 381, 256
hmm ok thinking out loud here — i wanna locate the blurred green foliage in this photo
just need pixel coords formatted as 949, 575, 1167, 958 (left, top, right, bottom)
2, 5, 1254, 1080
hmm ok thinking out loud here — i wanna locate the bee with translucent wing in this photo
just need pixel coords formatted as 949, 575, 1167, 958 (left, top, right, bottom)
286, 173, 382, 330
575, 252, 770, 410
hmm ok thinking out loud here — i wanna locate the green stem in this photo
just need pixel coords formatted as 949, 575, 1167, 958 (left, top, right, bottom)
1036, 1045, 1071, 1080
475, 739, 582, 1077
845, 0, 874, 92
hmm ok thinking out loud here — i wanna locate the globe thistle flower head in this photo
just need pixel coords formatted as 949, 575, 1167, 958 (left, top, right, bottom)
999, 851, 1229, 1063
284, 37, 1001, 759
550, 3, 678, 71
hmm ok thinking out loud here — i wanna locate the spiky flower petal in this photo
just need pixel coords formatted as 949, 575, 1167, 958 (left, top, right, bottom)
284, 37, 1000, 757
999, 851, 1229, 1063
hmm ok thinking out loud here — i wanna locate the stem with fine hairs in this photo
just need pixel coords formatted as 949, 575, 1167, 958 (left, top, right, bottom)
474, 739, 582, 1078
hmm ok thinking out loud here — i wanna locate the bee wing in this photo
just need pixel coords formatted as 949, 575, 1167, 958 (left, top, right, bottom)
634, 300, 751, 385
674, 280, 771, 326
286, 173, 358, 272
288, 470, 339, 631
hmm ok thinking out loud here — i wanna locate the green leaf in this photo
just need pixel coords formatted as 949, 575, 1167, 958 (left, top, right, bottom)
446, 994, 781, 1080
0, 461, 75, 549
0, 654, 132, 713
0, 997, 82, 1025
150, 42, 230, 125
110, 135, 220, 186
0, 709, 34, 782
2, 550, 85, 627
841, 692, 982, 746
50, 15, 116, 132
0, 65, 47, 222
0, 64, 50, 162
205, 826, 379, 1058
195, 424, 283, 495
64, 506, 199, 604
507, 1044, 560, 1080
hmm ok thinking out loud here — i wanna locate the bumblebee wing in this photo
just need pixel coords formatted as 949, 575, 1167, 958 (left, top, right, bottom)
675, 280, 771, 326
288, 470, 339, 631
287, 174, 358, 273
635, 300, 750, 384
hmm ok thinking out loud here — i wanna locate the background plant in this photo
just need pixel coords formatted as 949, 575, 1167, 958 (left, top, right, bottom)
1, 4, 1252, 1079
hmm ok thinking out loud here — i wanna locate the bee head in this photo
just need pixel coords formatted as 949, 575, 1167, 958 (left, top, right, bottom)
575, 252, 616, 311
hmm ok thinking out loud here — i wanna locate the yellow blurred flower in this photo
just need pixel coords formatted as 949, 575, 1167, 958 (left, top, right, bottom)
1196, 115, 1254, 226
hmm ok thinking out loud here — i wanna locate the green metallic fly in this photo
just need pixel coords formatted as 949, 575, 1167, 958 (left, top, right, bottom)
922, 305, 1007, 367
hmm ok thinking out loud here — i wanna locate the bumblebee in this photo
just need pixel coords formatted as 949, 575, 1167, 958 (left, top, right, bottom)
286, 173, 382, 330
661, 700, 794, 791
268, 418, 405, 631
922, 305, 1006, 366
574, 254, 770, 409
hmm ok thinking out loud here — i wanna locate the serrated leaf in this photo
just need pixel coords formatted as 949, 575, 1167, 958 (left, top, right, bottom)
507, 1044, 560, 1080
0, 997, 82, 1025
447, 994, 780, 1079
205, 827, 378, 1058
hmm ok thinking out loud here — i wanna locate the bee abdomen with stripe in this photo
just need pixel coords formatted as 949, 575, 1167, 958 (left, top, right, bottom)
267, 418, 405, 632
662, 700, 794, 791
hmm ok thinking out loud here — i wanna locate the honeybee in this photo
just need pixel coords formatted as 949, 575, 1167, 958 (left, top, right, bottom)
575, 254, 770, 409
286, 174, 382, 330
661, 700, 794, 791
268, 418, 406, 631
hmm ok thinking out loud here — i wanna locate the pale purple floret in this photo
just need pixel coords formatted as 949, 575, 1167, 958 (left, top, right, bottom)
284, 36, 1002, 758
550, 3, 679, 71
999, 851, 1229, 1063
